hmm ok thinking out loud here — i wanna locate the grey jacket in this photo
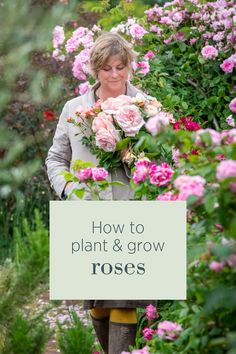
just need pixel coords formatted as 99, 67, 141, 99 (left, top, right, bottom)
45, 81, 141, 200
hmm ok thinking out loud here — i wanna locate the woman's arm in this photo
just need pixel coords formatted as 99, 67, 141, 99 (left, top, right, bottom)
45, 102, 72, 199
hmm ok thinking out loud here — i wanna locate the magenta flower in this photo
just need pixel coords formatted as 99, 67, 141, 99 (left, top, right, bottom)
201, 45, 218, 59
220, 59, 234, 73
133, 162, 148, 184
229, 98, 236, 113
157, 320, 182, 341
76, 168, 93, 181
142, 327, 155, 340
143, 50, 155, 60
149, 162, 174, 187
92, 167, 108, 181
209, 261, 224, 272
146, 304, 158, 321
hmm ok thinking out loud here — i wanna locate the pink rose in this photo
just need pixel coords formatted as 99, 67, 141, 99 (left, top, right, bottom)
146, 304, 158, 321
101, 95, 133, 113
221, 129, 236, 144
209, 261, 224, 272
53, 26, 65, 48
220, 59, 234, 73
195, 129, 221, 146
157, 320, 182, 340
76, 167, 93, 181
201, 45, 218, 59
174, 175, 206, 201
133, 162, 148, 183
95, 127, 120, 152
92, 167, 108, 181
114, 105, 144, 137
145, 112, 172, 136
143, 50, 155, 60
129, 23, 148, 40
79, 81, 90, 95
156, 191, 179, 201
229, 98, 236, 113
92, 112, 114, 133
142, 327, 155, 340
216, 160, 236, 192
149, 162, 174, 186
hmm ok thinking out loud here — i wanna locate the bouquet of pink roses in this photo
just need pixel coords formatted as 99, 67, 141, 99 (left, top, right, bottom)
67, 93, 174, 171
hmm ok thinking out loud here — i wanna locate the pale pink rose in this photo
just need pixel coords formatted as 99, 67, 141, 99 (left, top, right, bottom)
95, 127, 120, 152
201, 45, 218, 59
226, 115, 235, 127
142, 327, 155, 340
195, 129, 221, 146
221, 129, 236, 144
114, 105, 144, 137
149, 162, 174, 186
101, 95, 133, 113
146, 112, 172, 136
229, 98, 236, 113
131, 346, 150, 354
65, 36, 80, 53
52, 49, 65, 61
157, 191, 179, 201
229, 54, 236, 65
216, 160, 236, 192
143, 50, 155, 60
157, 320, 182, 341
92, 167, 108, 181
79, 81, 90, 95
220, 59, 234, 73
92, 112, 114, 133
209, 261, 224, 272
76, 167, 93, 181
172, 148, 181, 167
174, 175, 206, 201
146, 304, 158, 321
53, 26, 65, 48
129, 23, 148, 40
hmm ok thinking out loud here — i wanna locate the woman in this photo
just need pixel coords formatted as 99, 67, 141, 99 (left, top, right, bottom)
46, 32, 157, 354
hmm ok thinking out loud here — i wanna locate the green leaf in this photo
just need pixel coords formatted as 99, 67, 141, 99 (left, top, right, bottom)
110, 181, 127, 186
116, 138, 131, 151
60, 171, 77, 182
73, 188, 85, 199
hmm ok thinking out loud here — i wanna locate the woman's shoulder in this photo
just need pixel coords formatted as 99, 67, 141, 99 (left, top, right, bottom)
65, 86, 96, 111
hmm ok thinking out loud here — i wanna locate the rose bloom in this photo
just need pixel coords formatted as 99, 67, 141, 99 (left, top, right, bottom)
92, 167, 108, 181
76, 167, 93, 181
95, 127, 120, 152
129, 23, 148, 40
157, 320, 182, 341
101, 95, 133, 113
216, 159, 236, 192
201, 45, 218, 59
174, 175, 206, 201
221, 129, 236, 144
142, 327, 155, 340
79, 81, 90, 95
53, 25, 65, 48
149, 162, 174, 187
136, 61, 150, 76
229, 98, 236, 113
143, 50, 155, 60
220, 59, 234, 73
133, 162, 148, 184
146, 304, 158, 321
92, 112, 114, 133
146, 112, 172, 136
156, 191, 179, 201
114, 105, 144, 137
195, 129, 221, 146
209, 261, 224, 272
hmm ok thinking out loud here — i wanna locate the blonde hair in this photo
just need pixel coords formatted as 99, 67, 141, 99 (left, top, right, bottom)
89, 32, 137, 79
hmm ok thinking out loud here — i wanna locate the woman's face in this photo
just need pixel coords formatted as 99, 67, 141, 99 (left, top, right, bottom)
97, 55, 129, 92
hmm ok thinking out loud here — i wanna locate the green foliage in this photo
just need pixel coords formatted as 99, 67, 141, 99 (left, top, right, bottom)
0, 210, 49, 324
1, 312, 50, 354
57, 310, 95, 354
